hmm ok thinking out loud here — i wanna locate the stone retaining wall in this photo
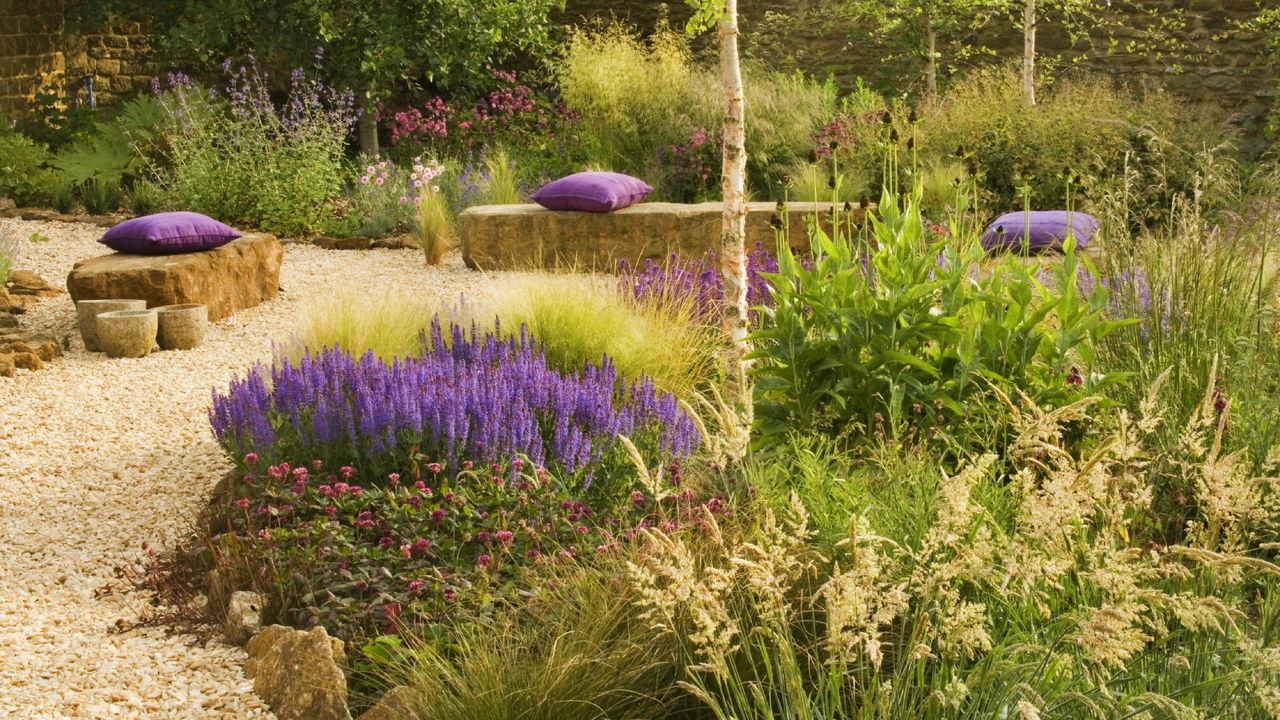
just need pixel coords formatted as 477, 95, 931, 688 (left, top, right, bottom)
0, 0, 150, 116
561, 0, 1276, 134
461, 201, 858, 272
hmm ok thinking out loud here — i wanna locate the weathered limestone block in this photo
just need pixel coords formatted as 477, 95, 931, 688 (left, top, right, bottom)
66, 234, 282, 322
245, 625, 351, 720
460, 201, 856, 272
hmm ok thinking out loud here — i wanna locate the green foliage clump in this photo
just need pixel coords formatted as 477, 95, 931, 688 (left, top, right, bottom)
920, 66, 1239, 223
555, 23, 837, 198
0, 126, 58, 206
751, 183, 1123, 452
144, 67, 355, 236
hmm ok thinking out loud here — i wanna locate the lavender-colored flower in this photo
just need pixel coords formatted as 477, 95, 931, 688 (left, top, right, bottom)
210, 319, 699, 491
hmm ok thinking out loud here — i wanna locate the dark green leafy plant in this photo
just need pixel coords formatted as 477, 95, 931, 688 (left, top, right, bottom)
0, 127, 58, 206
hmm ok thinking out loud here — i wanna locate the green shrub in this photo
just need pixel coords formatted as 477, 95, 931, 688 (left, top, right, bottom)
750, 182, 1124, 452
78, 177, 122, 214
0, 127, 57, 206
148, 64, 355, 236
922, 66, 1239, 224
555, 23, 836, 198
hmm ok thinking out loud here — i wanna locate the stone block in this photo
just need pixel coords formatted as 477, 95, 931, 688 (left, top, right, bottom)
66, 234, 283, 322
460, 201, 856, 272
245, 625, 352, 720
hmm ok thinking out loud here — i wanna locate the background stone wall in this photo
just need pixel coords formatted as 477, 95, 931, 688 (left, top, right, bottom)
559, 0, 1276, 133
0, 0, 150, 117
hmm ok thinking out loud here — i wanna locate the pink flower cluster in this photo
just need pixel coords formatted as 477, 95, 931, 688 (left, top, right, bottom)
360, 161, 391, 187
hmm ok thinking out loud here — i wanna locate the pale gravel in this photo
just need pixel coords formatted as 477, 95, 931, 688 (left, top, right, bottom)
0, 218, 503, 719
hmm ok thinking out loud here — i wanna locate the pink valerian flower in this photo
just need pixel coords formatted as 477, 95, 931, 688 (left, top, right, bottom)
414, 538, 432, 554
462, 460, 474, 471
495, 530, 514, 546
340, 466, 355, 479
442, 588, 458, 602
400, 543, 413, 558
350, 485, 364, 497
388, 472, 400, 485
526, 549, 540, 561
355, 511, 375, 529
244, 452, 259, 465
408, 580, 424, 594
406, 495, 422, 509
267, 464, 287, 481
311, 459, 323, 471
292, 467, 309, 483
430, 509, 446, 523
236, 498, 251, 509
427, 462, 442, 475
378, 536, 395, 549
324, 505, 337, 516
476, 554, 492, 569
334, 482, 350, 494
477, 531, 491, 545
319, 484, 336, 498
631, 490, 646, 508
354, 580, 368, 591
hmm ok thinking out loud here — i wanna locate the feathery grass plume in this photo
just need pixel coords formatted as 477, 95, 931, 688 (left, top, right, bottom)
285, 289, 440, 363
416, 188, 454, 265
476, 147, 523, 205
381, 560, 683, 720
627, 514, 739, 676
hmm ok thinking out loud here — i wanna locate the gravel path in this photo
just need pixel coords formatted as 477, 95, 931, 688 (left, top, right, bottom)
0, 218, 490, 718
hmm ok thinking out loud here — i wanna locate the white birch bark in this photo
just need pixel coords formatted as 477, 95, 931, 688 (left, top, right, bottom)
1022, 0, 1037, 105
926, 18, 939, 96
718, 0, 750, 416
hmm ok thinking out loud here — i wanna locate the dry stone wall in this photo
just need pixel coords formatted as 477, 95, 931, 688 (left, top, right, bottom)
0, 0, 150, 116
561, 0, 1276, 133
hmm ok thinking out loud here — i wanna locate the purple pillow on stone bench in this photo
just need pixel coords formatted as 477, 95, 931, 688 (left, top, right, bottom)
99, 212, 242, 255
531, 171, 653, 213
981, 211, 1099, 254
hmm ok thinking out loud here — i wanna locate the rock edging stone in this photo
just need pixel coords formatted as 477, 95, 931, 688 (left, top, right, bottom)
66, 234, 283, 322
245, 625, 352, 720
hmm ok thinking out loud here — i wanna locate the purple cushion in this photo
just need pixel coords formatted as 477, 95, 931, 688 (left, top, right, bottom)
981, 211, 1098, 254
99, 212, 242, 255
531, 172, 653, 213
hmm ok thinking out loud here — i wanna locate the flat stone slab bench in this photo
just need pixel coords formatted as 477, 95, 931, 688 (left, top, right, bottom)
66, 234, 283, 322
460, 202, 861, 271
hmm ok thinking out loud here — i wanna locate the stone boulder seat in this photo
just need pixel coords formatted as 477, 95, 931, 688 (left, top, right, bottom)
460, 201, 860, 272
66, 233, 283, 322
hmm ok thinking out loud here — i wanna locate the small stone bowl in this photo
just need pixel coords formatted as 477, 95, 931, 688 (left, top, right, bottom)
156, 304, 208, 351
96, 309, 158, 359
76, 299, 146, 352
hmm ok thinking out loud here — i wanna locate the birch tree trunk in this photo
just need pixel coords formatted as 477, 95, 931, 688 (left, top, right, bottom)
1022, 0, 1037, 105
718, 0, 751, 420
925, 18, 939, 96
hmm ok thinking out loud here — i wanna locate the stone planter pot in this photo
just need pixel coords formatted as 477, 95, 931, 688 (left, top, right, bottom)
76, 299, 146, 352
156, 304, 208, 350
96, 309, 158, 359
